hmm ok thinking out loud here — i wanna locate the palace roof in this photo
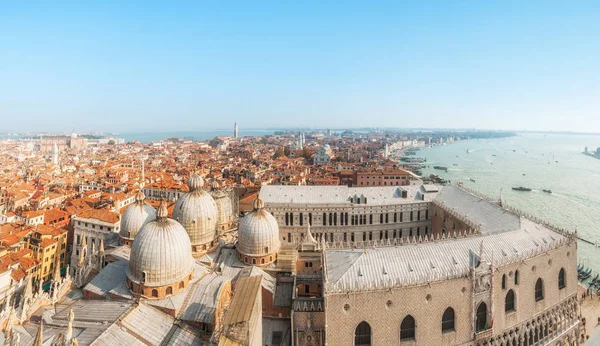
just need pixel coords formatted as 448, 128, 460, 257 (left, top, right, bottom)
324, 218, 571, 293
259, 184, 434, 206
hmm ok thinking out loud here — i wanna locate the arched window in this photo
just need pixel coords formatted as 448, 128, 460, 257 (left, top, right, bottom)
261, 258, 265, 264
441, 307, 455, 333
514, 270, 519, 285
558, 268, 566, 289
502, 274, 506, 289
179, 281, 184, 288
151, 289, 158, 297
290, 213, 294, 226
380, 214, 384, 224
166, 286, 173, 295
354, 321, 371, 346
505, 290, 516, 312
252, 258, 257, 264
400, 315, 416, 341
285, 213, 289, 226
535, 278, 544, 301
476, 303, 487, 331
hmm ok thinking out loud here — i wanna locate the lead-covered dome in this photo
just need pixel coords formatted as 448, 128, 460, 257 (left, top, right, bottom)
172, 173, 219, 249
237, 198, 280, 260
127, 201, 194, 289
120, 191, 156, 242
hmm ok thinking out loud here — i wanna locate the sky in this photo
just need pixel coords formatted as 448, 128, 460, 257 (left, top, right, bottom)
1, 1, 599, 133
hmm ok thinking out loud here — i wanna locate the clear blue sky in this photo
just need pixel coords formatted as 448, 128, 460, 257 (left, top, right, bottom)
1, 1, 599, 133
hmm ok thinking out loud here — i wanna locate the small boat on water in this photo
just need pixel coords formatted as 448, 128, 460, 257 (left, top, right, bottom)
470, 178, 476, 183
467, 149, 472, 153
492, 154, 497, 157
522, 173, 526, 176
512, 187, 532, 192
433, 166, 448, 172
542, 189, 552, 194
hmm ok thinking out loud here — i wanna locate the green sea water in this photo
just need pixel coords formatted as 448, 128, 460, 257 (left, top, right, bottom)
419, 133, 600, 272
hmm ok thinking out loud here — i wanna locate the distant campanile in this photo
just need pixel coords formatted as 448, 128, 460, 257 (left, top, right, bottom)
234, 122, 238, 138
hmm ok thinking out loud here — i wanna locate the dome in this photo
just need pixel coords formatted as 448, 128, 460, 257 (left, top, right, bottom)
120, 191, 156, 241
237, 198, 280, 257
127, 201, 194, 287
212, 189, 235, 229
173, 173, 219, 247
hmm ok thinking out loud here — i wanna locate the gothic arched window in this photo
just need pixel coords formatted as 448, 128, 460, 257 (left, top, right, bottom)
476, 302, 487, 331
514, 270, 519, 285
502, 274, 506, 289
400, 315, 416, 341
535, 278, 544, 301
505, 290, 516, 312
354, 321, 371, 346
558, 268, 566, 289
441, 307, 455, 333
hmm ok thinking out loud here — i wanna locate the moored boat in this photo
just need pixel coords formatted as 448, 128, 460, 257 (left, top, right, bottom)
512, 187, 532, 192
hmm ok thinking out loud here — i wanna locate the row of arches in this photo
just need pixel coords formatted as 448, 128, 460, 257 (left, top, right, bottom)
283, 210, 429, 227
354, 308, 455, 345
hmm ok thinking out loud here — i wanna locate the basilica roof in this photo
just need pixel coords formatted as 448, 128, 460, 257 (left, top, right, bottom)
237, 199, 281, 257
119, 191, 156, 240
172, 173, 219, 245
127, 201, 194, 287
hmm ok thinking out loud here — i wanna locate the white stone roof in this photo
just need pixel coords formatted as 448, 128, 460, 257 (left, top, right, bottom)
259, 185, 434, 206
181, 273, 229, 324
434, 185, 521, 234
324, 220, 570, 293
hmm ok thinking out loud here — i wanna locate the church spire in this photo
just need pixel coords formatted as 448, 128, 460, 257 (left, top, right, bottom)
32, 320, 43, 346
65, 308, 74, 343
22, 275, 33, 301
53, 253, 62, 283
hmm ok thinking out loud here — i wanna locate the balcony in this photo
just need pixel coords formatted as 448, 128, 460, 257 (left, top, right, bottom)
475, 328, 493, 340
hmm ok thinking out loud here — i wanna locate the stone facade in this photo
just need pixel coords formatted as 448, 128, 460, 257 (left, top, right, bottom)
323, 242, 579, 346
268, 202, 432, 246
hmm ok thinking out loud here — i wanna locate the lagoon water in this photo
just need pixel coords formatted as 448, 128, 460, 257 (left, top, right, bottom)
419, 133, 600, 271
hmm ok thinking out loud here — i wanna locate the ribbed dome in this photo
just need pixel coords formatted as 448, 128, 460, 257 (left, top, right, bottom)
213, 192, 234, 226
187, 173, 204, 191
127, 203, 194, 287
237, 199, 280, 257
173, 174, 218, 246
120, 192, 156, 240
